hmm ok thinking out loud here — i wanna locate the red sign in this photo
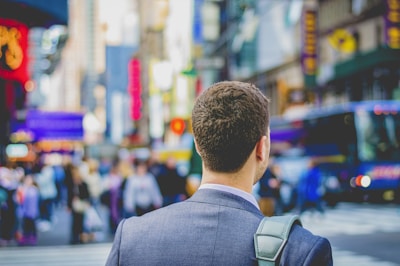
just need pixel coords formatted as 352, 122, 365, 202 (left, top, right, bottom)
0, 18, 29, 84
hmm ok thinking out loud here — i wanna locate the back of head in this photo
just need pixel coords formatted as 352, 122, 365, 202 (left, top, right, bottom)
192, 81, 270, 173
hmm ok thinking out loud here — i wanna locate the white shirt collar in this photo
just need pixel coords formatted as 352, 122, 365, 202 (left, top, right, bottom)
199, 183, 260, 210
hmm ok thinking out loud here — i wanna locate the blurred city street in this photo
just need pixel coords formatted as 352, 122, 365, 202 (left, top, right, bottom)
0, 202, 400, 266
1, 0, 400, 265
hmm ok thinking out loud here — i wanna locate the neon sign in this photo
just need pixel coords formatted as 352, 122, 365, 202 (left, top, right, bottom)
369, 165, 400, 180
0, 26, 23, 69
0, 19, 29, 84
128, 58, 142, 121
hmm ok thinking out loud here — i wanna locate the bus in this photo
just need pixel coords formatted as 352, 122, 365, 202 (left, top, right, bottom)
270, 100, 400, 207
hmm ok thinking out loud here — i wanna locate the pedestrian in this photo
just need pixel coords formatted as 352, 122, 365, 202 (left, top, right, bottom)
297, 159, 325, 216
156, 156, 188, 207
81, 158, 104, 242
257, 159, 281, 216
35, 160, 57, 231
0, 166, 18, 246
186, 139, 203, 196
15, 174, 40, 246
122, 159, 162, 217
101, 161, 123, 234
148, 150, 164, 178
106, 81, 332, 265
67, 165, 90, 244
52, 162, 66, 207
83, 158, 103, 205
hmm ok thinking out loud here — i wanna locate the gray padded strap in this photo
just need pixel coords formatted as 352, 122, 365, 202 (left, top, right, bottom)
254, 215, 302, 266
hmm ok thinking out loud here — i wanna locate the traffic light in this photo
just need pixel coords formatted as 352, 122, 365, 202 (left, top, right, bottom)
170, 117, 185, 135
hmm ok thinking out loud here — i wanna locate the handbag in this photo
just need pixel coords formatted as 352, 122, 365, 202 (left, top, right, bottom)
72, 197, 90, 213
84, 206, 103, 232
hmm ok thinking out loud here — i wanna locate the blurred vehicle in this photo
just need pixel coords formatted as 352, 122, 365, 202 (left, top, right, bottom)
270, 100, 400, 206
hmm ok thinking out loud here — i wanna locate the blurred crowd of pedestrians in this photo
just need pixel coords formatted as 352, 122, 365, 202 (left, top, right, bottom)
1, 147, 329, 247
0, 149, 189, 247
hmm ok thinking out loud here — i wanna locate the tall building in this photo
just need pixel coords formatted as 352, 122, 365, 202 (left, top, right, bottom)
0, 0, 69, 164
197, 0, 400, 116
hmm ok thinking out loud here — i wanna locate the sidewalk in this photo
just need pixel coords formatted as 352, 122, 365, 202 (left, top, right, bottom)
7, 204, 114, 247
42, 204, 114, 246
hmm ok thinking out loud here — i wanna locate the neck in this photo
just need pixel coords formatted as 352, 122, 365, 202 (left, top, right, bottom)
200, 157, 257, 194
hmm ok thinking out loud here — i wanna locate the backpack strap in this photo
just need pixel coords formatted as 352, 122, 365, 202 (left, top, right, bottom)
254, 215, 302, 266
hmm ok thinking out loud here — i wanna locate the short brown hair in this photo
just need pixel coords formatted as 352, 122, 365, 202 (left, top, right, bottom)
192, 81, 270, 173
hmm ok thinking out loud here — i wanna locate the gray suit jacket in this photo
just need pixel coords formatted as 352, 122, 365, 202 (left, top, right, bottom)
105, 188, 332, 266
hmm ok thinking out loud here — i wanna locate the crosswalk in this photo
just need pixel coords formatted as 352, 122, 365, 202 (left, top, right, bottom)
299, 202, 400, 237
0, 243, 112, 266
297, 202, 400, 266
0, 203, 399, 266
333, 248, 399, 266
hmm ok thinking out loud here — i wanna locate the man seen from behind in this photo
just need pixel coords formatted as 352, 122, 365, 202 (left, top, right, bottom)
105, 81, 333, 266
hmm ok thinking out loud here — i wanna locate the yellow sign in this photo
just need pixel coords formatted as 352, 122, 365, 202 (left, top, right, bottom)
328, 29, 357, 53
301, 9, 318, 76
385, 0, 400, 49
0, 26, 23, 70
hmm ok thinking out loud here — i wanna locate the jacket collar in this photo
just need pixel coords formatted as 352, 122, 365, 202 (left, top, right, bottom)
188, 188, 262, 216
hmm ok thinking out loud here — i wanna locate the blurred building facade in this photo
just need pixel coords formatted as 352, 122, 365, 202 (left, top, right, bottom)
2, 0, 400, 164
197, 0, 400, 117
134, 0, 196, 151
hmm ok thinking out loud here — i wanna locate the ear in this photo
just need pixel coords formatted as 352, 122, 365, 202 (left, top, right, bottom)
255, 135, 269, 162
193, 138, 202, 157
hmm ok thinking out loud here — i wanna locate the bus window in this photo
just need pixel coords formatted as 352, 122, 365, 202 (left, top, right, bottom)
356, 110, 400, 161
394, 113, 400, 156
303, 114, 356, 161
356, 110, 376, 161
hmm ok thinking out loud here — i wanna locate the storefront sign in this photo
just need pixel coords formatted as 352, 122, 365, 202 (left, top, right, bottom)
301, 9, 318, 76
0, 18, 29, 84
385, 0, 400, 49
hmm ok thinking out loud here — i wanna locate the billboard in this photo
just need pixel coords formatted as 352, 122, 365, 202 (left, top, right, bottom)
25, 110, 84, 141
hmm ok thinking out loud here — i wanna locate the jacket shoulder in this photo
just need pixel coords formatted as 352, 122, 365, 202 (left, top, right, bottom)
280, 224, 333, 266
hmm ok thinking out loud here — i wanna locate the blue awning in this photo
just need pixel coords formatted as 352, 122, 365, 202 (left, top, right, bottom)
0, 0, 68, 27
25, 110, 84, 141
